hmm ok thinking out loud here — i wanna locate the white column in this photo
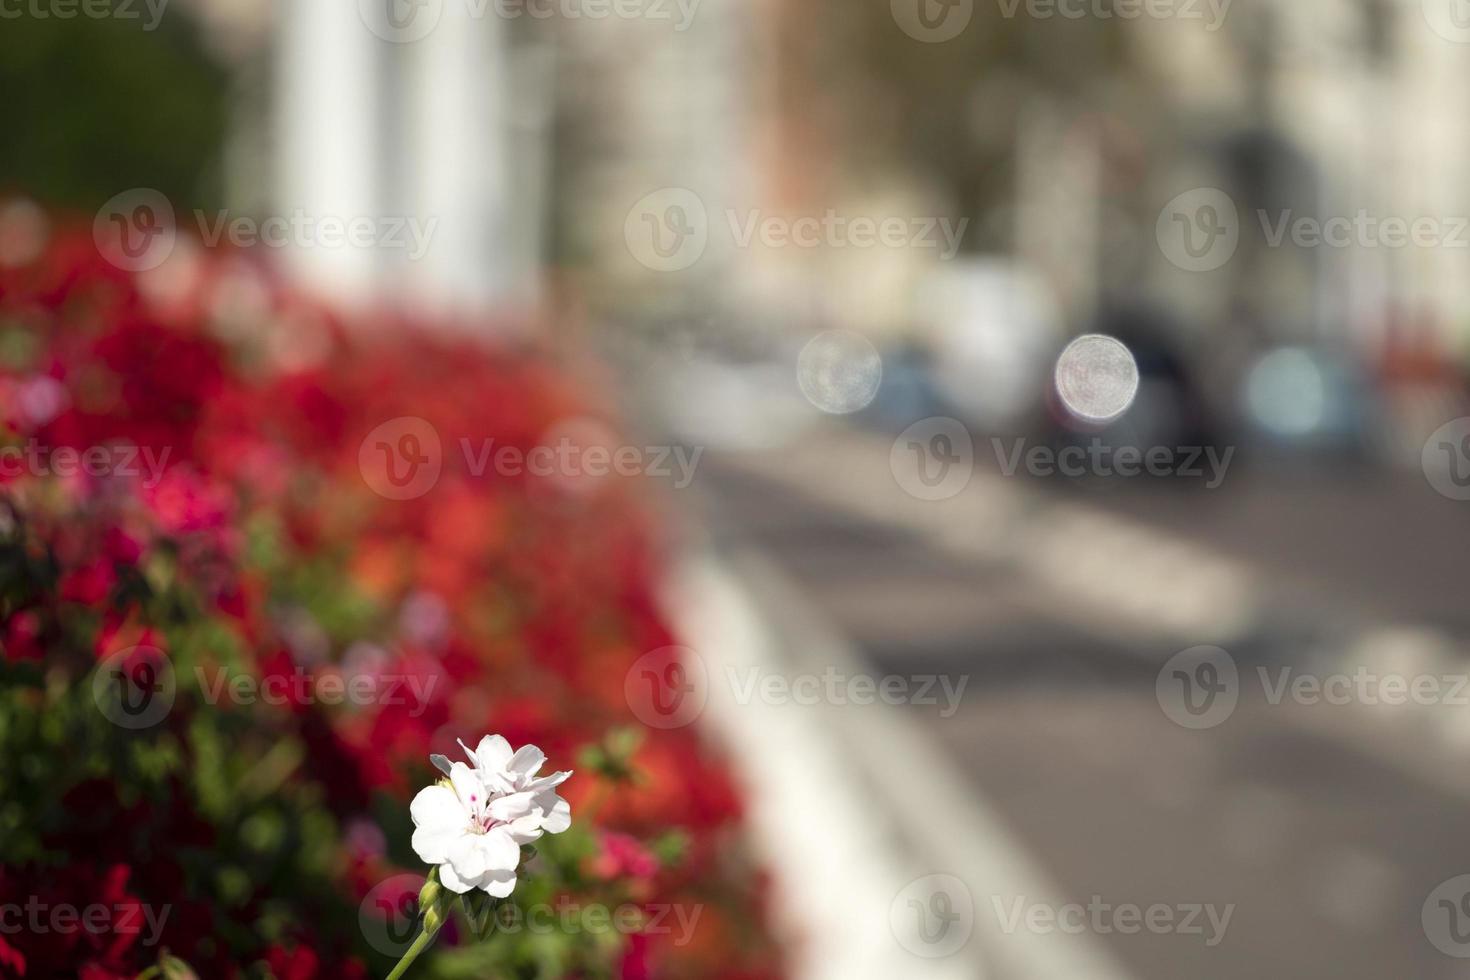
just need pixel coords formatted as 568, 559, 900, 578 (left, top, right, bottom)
274, 0, 383, 306
400, 3, 514, 321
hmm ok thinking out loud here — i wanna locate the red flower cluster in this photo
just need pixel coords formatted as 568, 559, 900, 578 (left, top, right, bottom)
0, 219, 782, 979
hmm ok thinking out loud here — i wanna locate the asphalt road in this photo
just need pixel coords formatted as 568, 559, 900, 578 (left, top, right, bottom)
692, 427, 1470, 980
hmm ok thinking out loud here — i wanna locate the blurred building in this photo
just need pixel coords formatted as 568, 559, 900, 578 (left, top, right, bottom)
180, 0, 548, 321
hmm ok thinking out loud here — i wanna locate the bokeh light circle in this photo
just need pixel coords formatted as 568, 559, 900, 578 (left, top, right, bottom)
797, 330, 883, 415
1053, 334, 1139, 423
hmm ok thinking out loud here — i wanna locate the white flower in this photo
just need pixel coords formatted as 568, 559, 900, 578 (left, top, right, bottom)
409, 735, 572, 896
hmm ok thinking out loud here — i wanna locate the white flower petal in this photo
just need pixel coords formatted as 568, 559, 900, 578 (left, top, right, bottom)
523, 769, 572, 794
535, 792, 571, 834
481, 871, 517, 898
410, 785, 464, 830
449, 834, 491, 879
507, 745, 546, 779
438, 860, 475, 894
480, 770, 515, 794
411, 825, 460, 865
487, 791, 535, 822
505, 815, 545, 845
480, 827, 522, 873
474, 734, 513, 771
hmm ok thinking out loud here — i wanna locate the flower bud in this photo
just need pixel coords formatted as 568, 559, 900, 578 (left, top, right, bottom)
418, 869, 443, 914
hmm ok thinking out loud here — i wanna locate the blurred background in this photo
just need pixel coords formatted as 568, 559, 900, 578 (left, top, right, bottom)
10, 0, 1470, 977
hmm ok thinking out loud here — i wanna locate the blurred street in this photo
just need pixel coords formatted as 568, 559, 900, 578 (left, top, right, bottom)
696, 423, 1470, 980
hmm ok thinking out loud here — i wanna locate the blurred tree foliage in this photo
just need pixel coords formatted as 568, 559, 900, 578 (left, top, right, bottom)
782, 3, 1127, 251
0, 5, 229, 214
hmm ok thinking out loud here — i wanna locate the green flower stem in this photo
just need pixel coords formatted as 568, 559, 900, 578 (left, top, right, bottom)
385, 920, 443, 980
386, 870, 451, 980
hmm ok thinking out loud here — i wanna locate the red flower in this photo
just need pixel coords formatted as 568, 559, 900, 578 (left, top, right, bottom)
591, 832, 659, 882
264, 944, 320, 980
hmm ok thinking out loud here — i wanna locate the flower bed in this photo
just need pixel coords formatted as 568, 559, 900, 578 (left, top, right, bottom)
0, 221, 783, 979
